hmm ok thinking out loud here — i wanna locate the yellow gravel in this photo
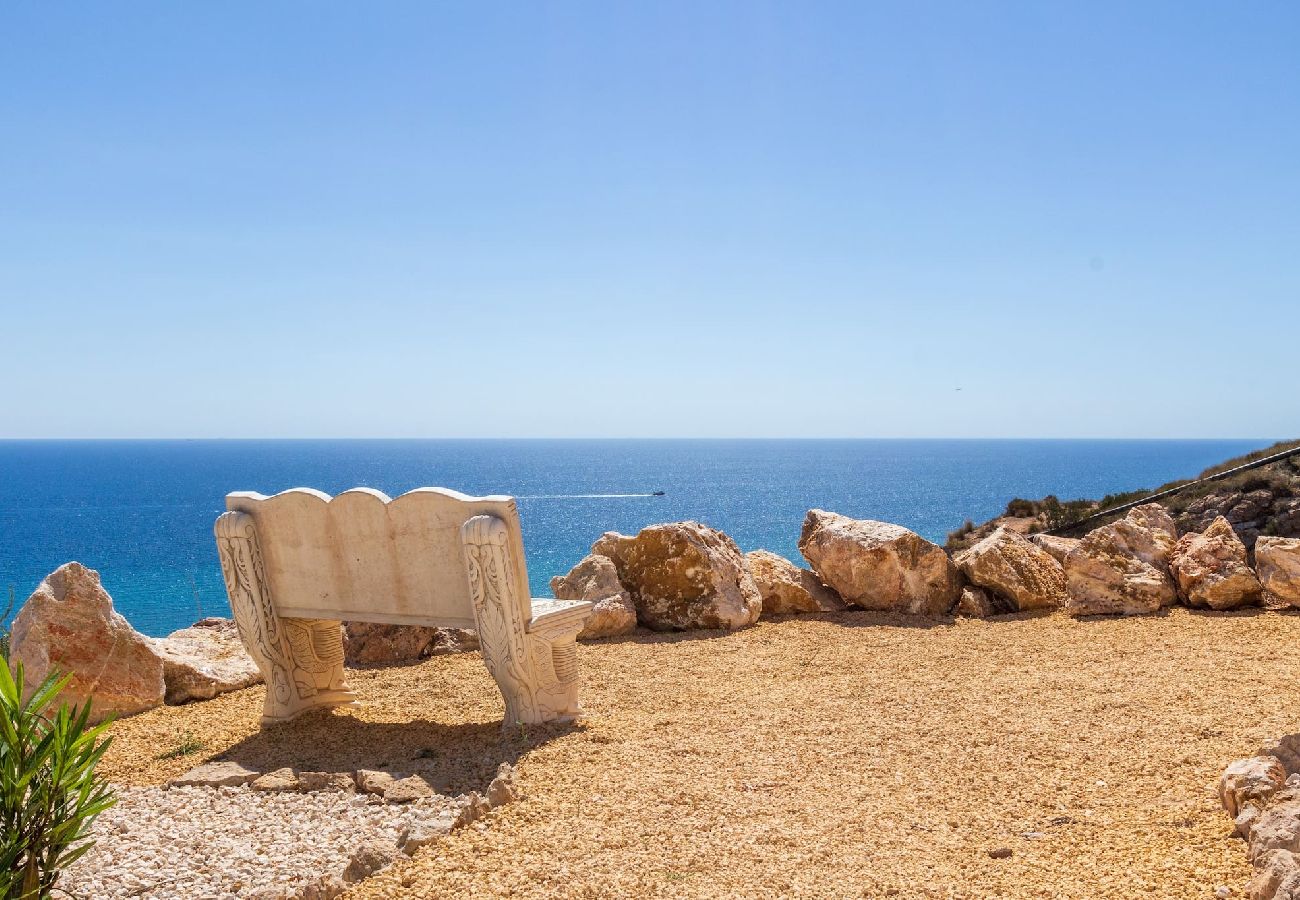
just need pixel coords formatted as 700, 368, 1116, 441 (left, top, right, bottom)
101, 608, 1300, 898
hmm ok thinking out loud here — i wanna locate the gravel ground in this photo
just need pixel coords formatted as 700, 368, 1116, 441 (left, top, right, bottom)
91, 607, 1300, 898
61, 785, 459, 899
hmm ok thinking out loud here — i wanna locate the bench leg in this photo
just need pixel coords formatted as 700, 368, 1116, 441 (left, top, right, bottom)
462, 515, 584, 727
215, 511, 356, 724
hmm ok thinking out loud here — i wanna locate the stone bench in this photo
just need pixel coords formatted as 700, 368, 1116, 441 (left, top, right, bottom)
213, 487, 593, 727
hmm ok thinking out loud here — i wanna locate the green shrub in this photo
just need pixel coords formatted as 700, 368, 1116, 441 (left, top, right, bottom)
0, 587, 13, 663
0, 662, 116, 899
1004, 498, 1038, 518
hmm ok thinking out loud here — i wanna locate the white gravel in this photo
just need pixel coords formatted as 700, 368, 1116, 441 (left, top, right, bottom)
60, 784, 463, 900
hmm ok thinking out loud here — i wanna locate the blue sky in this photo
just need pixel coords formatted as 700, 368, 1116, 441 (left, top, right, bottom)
1, 2, 1296, 438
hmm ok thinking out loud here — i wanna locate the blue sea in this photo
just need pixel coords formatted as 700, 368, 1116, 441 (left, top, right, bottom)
0, 439, 1272, 637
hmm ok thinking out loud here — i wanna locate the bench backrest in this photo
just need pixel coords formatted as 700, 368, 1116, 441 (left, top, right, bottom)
225, 487, 531, 629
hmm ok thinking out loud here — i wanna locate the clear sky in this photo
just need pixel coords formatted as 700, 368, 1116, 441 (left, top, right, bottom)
1, 2, 1296, 438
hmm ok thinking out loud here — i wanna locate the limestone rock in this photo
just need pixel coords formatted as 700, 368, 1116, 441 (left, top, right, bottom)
1257, 537, 1300, 608
550, 554, 637, 639
591, 522, 762, 631
1029, 534, 1080, 565
1169, 516, 1264, 610
427, 627, 479, 655
9, 562, 165, 721
297, 771, 356, 793
487, 763, 519, 806
955, 526, 1066, 611
743, 549, 845, 615
402, 813, 458, 853
1249, 849, 1300, 900
1063, 504, 1179, 617
797, 510, 962, 617
169, 760, 260, 788
342, 838, 400, 883
955, 585, 1014, 618
343, 622, 440, 666
1222, 756, 1288, 819
152, 618, 262, 704
1251, 799, 1300, 866
356, 770, 438, 803
252, 767, 301, 792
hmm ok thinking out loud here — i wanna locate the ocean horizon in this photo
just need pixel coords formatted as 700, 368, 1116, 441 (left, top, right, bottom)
0, 438, 1273, 637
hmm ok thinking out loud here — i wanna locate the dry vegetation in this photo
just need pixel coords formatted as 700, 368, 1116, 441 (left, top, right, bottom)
947, 439, 1300, 552
99, 608, 1300, 899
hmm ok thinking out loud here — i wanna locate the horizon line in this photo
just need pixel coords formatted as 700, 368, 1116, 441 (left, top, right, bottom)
0, 436, 1285, 443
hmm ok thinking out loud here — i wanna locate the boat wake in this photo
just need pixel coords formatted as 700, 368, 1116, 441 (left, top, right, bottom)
517, 493, 659, 499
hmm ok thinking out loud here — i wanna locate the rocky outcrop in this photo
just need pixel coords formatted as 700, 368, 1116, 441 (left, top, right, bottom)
591, 522, 762, 631
1168, 516, 1263, 610
744, 550, 844, 615
152, 618, 262, 704
798, 510, 962, 617
550, 554, 637, 639
1257, 537, 1300, 608
1063, 504, 1179, 617
9, 562, 165, 721
1029, 534, 1080, 565
343, 624, 478, 666
955, 527, 1065, 611
1184, 490, 1300, 551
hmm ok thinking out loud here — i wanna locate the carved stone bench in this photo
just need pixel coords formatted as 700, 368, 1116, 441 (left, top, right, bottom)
213, 487, 593, 727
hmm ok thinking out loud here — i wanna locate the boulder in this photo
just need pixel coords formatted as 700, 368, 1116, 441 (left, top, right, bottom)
955, 526, 1066, 611
797, 510, 962, 617
1249, 849, 1300, 900
1169, 516, 1264, 610
152, 618, 263, 704
343, 622, 440, 666
954, 585, 1014, 618
9, 562, 165, 721
1063, 504, 1179, 617
549, 554, 637, 639
427, 627, 479, 656
1222, 756, 1289, 819
1029, 534, 1080, 565
743, 549, 845, 615
590, 523, 762, 631
1251, 799, 1300, 866
1257, 537, 1300, 608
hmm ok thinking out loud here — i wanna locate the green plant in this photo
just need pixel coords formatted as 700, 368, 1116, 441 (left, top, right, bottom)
0, 662, 116, 899
0, 587, 14, 663
154, 730, 205, 760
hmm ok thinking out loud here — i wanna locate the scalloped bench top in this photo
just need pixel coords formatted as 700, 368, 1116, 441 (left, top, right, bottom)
225, 487, 532, 629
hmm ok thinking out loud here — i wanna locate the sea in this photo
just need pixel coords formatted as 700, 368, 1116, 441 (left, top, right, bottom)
0, 439, 1272, 637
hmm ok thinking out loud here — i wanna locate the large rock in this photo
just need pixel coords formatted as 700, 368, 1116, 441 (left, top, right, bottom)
342, 624, 477, 666
9, 562, 164, 720
591, 522, 762, 631
1222, 756, 1289, 820
1063, 504, 1179, 617
798, 510, 962, 617
954, 585, 1015, 618
1257, 537, 1300, 608
1029, 534, 1080, 565
152, 618, 262, 704
1169, 516, 1263, 610
1250, 849, 1300, 900
343, 622, 440, 666
549, 554, 637, 639
955, 526, 1065, 611
744, 550, 845, 615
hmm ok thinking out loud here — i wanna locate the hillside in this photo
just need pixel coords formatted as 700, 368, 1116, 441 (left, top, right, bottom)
946, 439, 1300, 553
